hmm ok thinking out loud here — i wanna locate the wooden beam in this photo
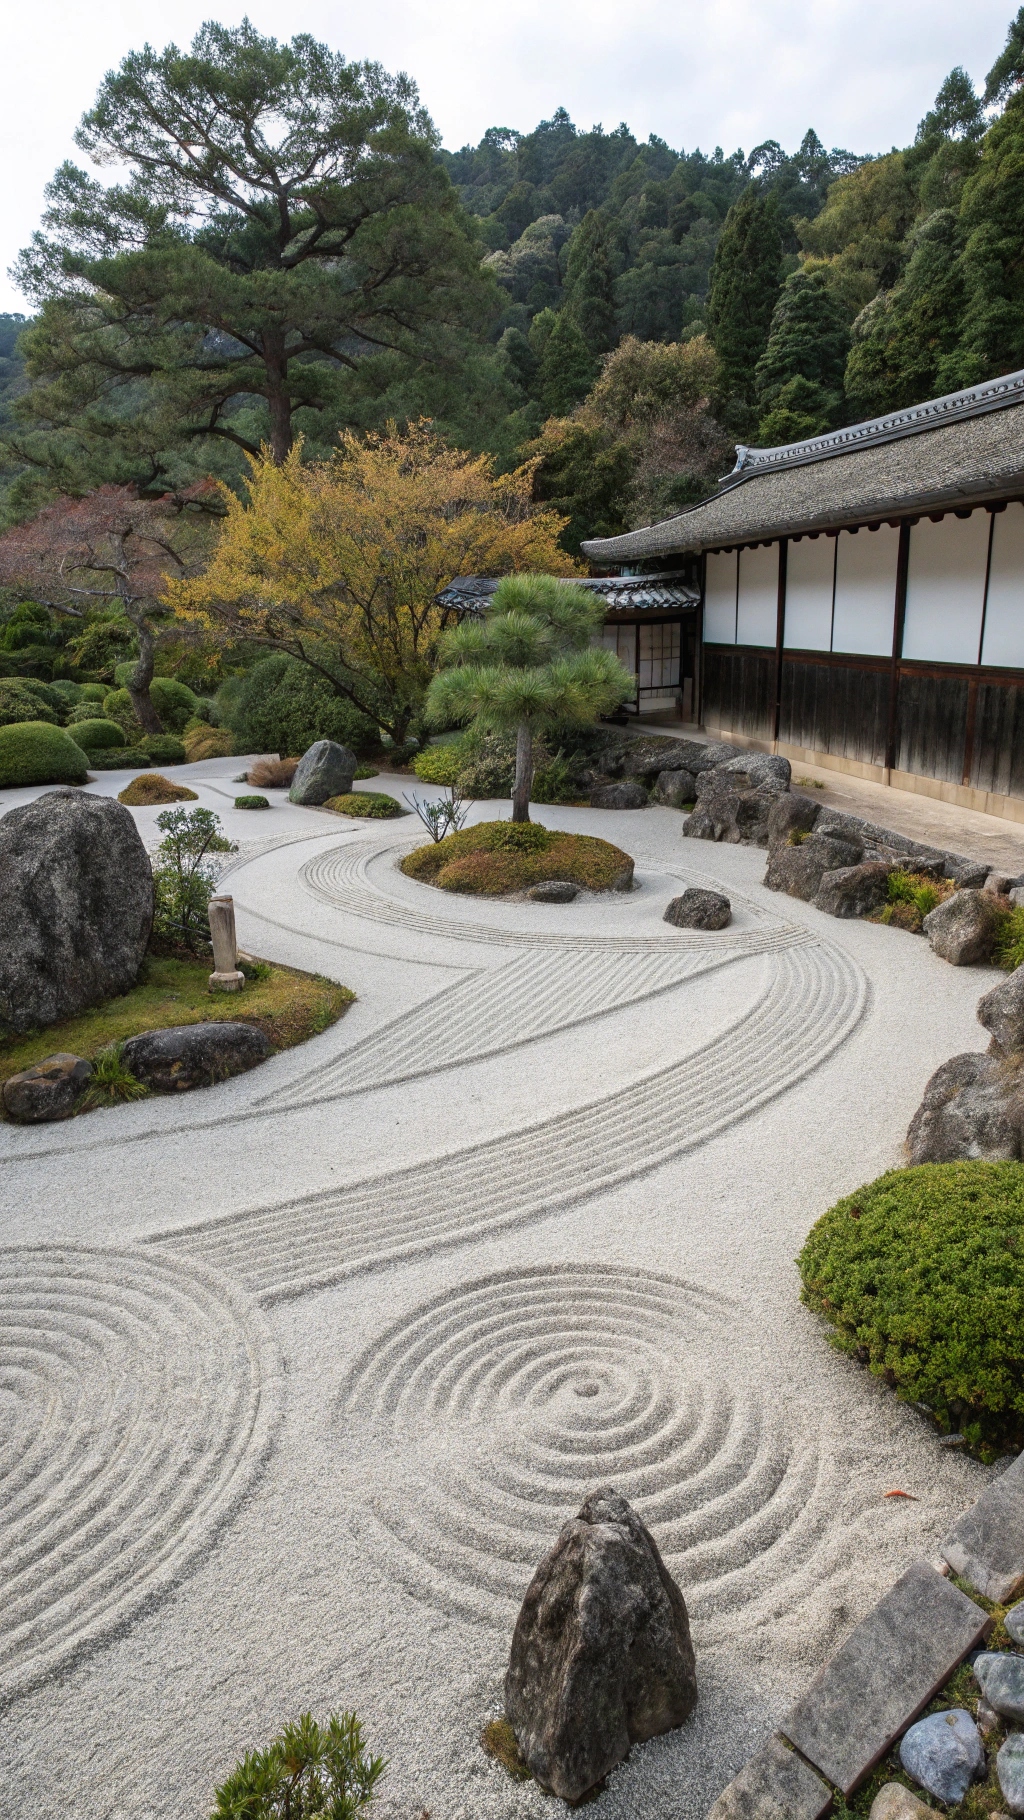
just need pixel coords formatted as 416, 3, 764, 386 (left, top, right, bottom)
885, 522, 911, 772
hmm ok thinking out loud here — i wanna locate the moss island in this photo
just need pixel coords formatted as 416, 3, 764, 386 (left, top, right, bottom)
400, 820, 634, 896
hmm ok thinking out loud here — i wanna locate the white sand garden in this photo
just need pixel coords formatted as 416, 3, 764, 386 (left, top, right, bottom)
0, 764, 1003, 1817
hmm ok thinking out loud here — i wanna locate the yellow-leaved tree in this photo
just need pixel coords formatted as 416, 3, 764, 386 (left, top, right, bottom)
166, 422, 579, 744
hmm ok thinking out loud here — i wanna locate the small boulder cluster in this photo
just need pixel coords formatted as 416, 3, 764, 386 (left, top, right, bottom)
907, 962, 1024, 1162
889, 1609, 1024, 1814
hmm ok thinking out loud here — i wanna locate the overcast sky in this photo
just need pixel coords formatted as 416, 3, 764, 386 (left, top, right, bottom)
1, 0, 1016, 312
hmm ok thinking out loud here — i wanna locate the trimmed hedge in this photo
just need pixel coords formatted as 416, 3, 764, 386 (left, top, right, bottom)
79, 682, 108, 703
144, 734, 187, 766
220, 653, 375, 756
798, 1162, 1024, 1457
0, 680, 58, 728
118, 773, 199, 806
0, 720, 89, 787
67, 717, 126, 752
402, 820, 633, 895
85, 746, 154, 771
412, 740, 470, 786
324, 791, 403, 818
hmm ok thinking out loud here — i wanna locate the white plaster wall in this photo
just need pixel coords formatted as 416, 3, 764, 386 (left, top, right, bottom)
705, 550, 738, 644
982, 502, 1024, 668
736, 543, 779, 647
902, 510, 990, 665
784, 536, 835, 651
831, 525, 900, 657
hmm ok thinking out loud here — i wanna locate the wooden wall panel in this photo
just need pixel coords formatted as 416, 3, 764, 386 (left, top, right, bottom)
779, 658, 890, 767
895, 671, 970, 786
702, 647, 775, 740
971, 682, 1024, 798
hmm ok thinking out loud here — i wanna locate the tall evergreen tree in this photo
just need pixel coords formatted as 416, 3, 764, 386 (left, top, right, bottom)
949, 89, 1024, 383
536, 311, 598, 416
706, 190, 784, 414
843, 209, 965, 418
985, 6, 1024, 104
562, 210, 617, 353
754, 269, 850, 442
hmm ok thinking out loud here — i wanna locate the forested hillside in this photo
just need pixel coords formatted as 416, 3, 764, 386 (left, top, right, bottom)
4, 11, 1024, 551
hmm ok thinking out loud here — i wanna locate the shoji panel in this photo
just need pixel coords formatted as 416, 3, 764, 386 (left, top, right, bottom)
784, 536, 835, 651
982, 504, 1024, 668
704, 550, 737, 644
736, 542, 779, 647
831, 525, 900, 657
902, 510, 990, 664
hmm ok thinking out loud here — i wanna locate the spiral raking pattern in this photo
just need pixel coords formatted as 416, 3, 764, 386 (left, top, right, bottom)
0, 1246, 281, 1703
339, 1265, 843, 1637
154, 940, 866, 1302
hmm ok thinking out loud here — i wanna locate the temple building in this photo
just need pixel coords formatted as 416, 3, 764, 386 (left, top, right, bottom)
581, 369, 1024, 823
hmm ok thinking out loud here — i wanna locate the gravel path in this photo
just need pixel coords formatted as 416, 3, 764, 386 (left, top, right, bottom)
0, 766, 1003, 1819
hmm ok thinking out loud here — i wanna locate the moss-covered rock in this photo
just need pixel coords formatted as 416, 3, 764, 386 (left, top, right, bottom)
402, 820, 634, 895
798, 1161, 1024, 1457
0, 721, 89, 788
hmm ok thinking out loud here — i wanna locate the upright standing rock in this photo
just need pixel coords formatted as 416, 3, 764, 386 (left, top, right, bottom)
288, 739, 356, 805
0, 789, 152, 1036
504, 1489, 697, 1803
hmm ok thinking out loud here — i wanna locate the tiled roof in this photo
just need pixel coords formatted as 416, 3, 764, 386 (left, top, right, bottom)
436, 574, 699, 611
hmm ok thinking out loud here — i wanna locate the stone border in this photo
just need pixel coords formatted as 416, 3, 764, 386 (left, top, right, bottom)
709, 1458, 1024, 1814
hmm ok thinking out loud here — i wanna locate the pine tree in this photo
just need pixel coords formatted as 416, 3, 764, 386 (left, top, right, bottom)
754, 269, 850, 441
706, 189, 784, 411
537, 311, 598, 417
562, 211, 618, 353
843, 210, 965, 418
985, 6, 1024, 104
948, 89, 1024, 384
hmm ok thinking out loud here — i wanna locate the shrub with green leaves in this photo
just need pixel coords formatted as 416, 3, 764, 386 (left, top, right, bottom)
994, 907, 1024, 972
324, 791, 403, 818
412, 739, 472, 786
79, 682, 108, 703
67, 717, 126, 752
102, 688, 145, 741
798, 1162, 1024, 1457
144, 734, 188, 766
112, 666, 205, 733
0, 679, 58, 727
0, 721, 89, 787
151, 807, 235, 954
235, 794, 270, 809
220, 653, 376, 758
79, 1043, 149, 1110
211, 1710, 385, 1819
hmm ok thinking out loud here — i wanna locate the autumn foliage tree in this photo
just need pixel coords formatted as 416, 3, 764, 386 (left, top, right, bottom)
0, 483, 218, 731
168, 423, 578, 743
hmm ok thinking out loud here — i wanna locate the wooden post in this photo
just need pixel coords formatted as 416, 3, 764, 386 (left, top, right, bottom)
885, 523, 911, 774
695, 554, 706, 728
773, 538, 788, 745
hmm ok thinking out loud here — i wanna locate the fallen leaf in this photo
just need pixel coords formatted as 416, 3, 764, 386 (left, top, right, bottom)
884, 1489, 919, 1500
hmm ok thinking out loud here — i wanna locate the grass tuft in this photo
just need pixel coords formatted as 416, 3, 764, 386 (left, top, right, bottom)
480, 1720, 532, 1782
78, 1042, 149, 1110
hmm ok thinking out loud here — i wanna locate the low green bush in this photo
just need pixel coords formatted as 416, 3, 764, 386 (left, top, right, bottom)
211, 1711, 385, 1819
994, 906, 1024, 972
220, 652, 376, 756
79, 1043, 149, 1110
0, 720, 89, 787
79, 682, 108, 703
67, 717, 126, 752
102, 689, 145, 741
86, 745, 153, 770
413, 739, 471, 785
144, 734, 187, 766
353, 762, 379, 779
0, 679, 58, 728
798, 1162, 1024, 1458
324, 790, 403, 818
235, 794, 270, 809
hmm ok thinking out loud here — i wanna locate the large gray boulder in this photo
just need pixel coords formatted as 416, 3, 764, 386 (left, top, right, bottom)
718, 751, 791, 791
764, 832, 864, 900
978, 966, 1024, 1056
767, 792, 821, 848
590, 781, 648, 810
905, 1051, 1024, 1163
122, 1022, 271, 1092
505, 1488, 697, 1803
923, 889, 1003, 965
684, 777, 782, 846
288, 739, 356, 805
653, 768, 698, 808
0, 789, 152, 1037
814, 861, 892, 920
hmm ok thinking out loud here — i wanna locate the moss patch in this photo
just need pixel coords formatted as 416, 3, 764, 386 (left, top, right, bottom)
480, 1720, 532, 1782
868, 869, 957, 934
118, 773, 198, 806
402, 820, 633, 896
0, 956, 354, 1108
798, 1162, 1024, 1459
324, 791, 403, 819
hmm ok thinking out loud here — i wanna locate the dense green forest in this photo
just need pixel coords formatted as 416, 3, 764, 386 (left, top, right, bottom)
4, 10, 1024, 552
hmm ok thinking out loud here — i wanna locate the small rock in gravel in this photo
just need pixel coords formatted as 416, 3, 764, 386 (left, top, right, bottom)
528, 881, 578, 903
974, 1653, 1024, 1724
121, 1022, 271, 1092
899, 1708, 985, 1804
2, 1052, 92, 1123
868, 1782, 939, 1820
1006, 1602, 1024, 1646
663, 888, 731, 930
939, 1434, 969, 1449
997, 1731, 1024, 1815
590, 781, 648, 810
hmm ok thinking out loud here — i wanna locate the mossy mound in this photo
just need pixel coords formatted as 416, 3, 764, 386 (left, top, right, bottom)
144, 734, 187, 766
118, 773, 199, 806
798, 1162, 1024, 1458
402, 820, 634, 896
182, 723, 233, 762
0, 721, 89, 788
324, 790, 403, 818
234, 794, 270, 809
67, 717, 126, 752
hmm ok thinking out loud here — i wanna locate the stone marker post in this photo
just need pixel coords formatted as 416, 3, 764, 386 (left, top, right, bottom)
208, 896, 245, 992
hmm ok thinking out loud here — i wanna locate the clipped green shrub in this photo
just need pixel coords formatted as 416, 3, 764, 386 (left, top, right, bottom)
235, 794, 270, 809
102, 689, 145, 741
221, 653, 376, 757
0, 720, 89, 787
0, 679, 58, 727
353, 762, 379, 780
324, 790, 403, 818
413, 739, 471, 785
67, 717, 126, 752
402, 819, 633, 895
85, 746, 153, 771
79, 683, 108, 703
144, 734, 187, 766
49, 680, 82, 714
211, 1710, 385, 1819
182, 723, 233, 761
112, 665, 204, 732
798, 1162, 1024, 1457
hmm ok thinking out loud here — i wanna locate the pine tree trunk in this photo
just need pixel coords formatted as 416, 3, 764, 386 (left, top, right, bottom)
511, 720, 533, 823
123, 604, 165, 735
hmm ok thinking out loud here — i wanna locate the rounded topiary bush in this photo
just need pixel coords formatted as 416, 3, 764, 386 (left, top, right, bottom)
235, 793, 270, 809
79, 682, 108, 704
0, 679, 58, 728
182, 723, 233, 761
144, 734, 187, 766
402, 820, 634, 895
798, 1162, 1024, 1457
67, 717, 126, 752
220, 653, 375, 756
324, 791, 403, 818
0, 720, 89, 787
